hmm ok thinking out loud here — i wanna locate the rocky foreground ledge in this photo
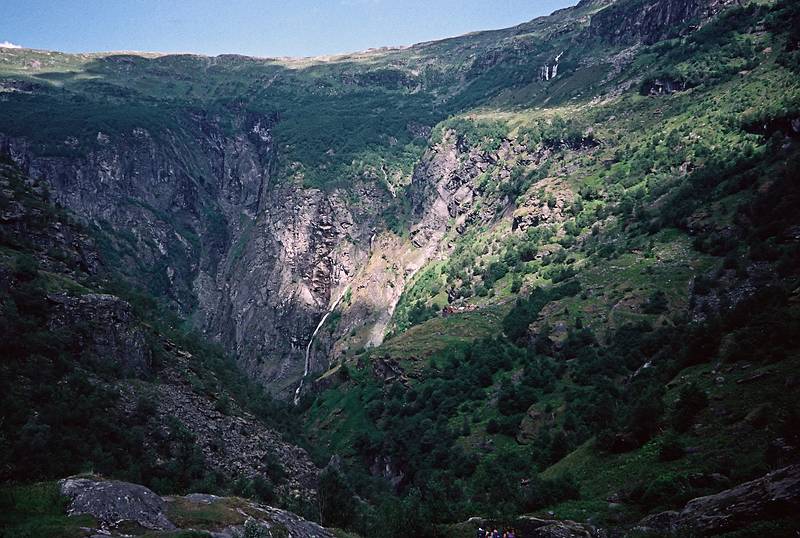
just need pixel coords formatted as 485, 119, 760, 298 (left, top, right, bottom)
636, 464, 800, 536
56, 465, 800, 537
59, 477, 332, 538
464, 464, 800, 537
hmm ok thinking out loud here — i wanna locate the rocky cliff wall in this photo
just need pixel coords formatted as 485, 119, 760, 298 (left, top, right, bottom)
588, 0, 731, 45
1, 113, 402, 398
0, 108, 274, 310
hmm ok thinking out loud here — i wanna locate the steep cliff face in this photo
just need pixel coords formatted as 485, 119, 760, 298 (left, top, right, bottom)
1, 113, 403, 397
588, 0, 731, 44
637, 465, 800, 535
0, 160, 101, 276
197, 179, 388, 398
1, 109, 377, 396
0, 108, 274, 311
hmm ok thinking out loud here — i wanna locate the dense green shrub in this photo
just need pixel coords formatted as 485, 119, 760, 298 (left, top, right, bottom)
671, 384, 708, 433
319, 468, 356, 529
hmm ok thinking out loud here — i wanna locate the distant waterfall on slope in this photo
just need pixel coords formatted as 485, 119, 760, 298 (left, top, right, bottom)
293, 287, 349, 405
541, 50, 565, 81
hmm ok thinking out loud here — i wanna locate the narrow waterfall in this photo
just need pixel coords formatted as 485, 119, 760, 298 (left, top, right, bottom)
293, 287, 349, 405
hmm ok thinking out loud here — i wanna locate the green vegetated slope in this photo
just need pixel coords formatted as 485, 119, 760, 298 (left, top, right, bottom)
0, 482, 96, 538
300, 1, 800, 535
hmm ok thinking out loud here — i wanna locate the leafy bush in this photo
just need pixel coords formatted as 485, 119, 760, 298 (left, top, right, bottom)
319, 468, 356, 529
521, 474, 580, 512
658, 432, 685, 462
671, 384, 708, 433
641, 474, 693, 510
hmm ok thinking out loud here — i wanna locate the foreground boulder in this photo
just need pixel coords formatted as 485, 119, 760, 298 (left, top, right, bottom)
59, 476, 333, 537
60, 477, 175, 531
636, 464, 800, 535
515, 516, 602, 538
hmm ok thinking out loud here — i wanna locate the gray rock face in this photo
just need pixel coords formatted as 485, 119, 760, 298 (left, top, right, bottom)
0, 162, 101, 276
588, 0, 732, 45
516, 516, 601, 538
2, 115, 391, 397
243, 502, 333, 538
637, 464, 800, 534
3, 107, 275, 332
59, 477, 175, 531
407, 133, 499, 249
196, 180, 384, 398
47, 292, 152, 376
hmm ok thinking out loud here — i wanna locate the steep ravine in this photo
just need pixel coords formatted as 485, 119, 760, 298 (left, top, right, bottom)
0, 115, 562, 399
0, 159, 321, 497
0, 116, 428, 398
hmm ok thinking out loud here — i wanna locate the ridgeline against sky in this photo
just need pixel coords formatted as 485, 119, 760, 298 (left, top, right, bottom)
1, 0, 574, 57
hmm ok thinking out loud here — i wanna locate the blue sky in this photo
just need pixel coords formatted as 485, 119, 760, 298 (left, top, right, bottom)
2, 0, 575, 57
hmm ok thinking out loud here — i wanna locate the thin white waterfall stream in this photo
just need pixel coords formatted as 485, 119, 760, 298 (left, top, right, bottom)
293, 287, 349, 405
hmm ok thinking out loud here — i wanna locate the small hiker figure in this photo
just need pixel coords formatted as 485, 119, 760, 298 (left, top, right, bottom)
506, 529, 516, 538
476, 527, 486, 538
491, 529, 501, 538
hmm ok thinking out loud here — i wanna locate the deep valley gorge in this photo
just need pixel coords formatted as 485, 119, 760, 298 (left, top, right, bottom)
1, 0, 800, 536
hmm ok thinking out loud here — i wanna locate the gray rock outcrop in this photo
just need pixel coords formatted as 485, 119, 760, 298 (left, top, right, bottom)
60, 477, 175, 531
468, 516, 602, 538
637, 464, 800, 535
47, 292, 152, 376
588, 0, 733, 45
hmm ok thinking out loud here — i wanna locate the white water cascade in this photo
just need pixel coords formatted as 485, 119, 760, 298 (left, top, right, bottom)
541, 50, 565, 81
293, 287, 350, 405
